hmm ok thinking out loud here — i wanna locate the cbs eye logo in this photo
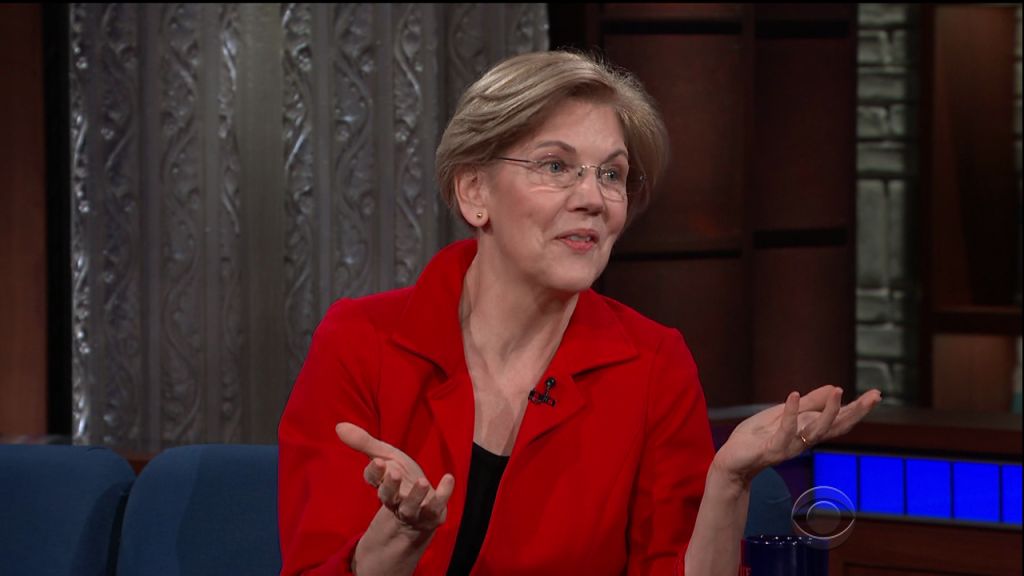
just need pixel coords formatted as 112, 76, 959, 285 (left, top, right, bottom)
791, 486, 856, 549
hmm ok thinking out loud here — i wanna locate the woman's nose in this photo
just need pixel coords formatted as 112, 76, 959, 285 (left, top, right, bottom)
567, 165, 605, 212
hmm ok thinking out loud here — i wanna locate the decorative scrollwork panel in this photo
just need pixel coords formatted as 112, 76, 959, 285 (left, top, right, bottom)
97, 3, 143, 447
332, 3, 377, 299
282, 3, 317, 386
159, 3, 204, 445
69, 3, 549, 450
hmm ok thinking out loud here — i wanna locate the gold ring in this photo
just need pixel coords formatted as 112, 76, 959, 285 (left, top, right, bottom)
799, 431, 810, 448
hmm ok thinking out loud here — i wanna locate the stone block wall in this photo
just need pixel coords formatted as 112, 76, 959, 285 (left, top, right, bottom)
856, 4, 918, 404
855, 5, 1023, 406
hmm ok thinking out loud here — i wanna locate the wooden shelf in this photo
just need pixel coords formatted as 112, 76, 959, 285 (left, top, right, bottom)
933, 307, 1022, 335
611, 234, 743, 260
821, 405, 1022, 458
710, 404, 1023, 458
601, 4, 744, 23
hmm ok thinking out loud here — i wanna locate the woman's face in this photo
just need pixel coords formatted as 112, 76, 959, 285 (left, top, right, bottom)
474, 98, 629, 296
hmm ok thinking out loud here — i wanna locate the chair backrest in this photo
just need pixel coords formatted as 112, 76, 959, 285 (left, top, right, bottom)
0, 444, 135, 576
116, 444, 281, 576
745, 466, 794, 537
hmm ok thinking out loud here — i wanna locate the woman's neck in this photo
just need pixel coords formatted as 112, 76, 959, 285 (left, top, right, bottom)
459, 253, 578, 372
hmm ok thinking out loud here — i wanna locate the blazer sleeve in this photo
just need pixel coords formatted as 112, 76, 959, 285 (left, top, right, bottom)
278, 299, 383, 576
626, 329, 716, 576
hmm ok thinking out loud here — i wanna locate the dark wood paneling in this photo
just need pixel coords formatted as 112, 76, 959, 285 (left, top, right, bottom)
752, 246, 853, 402
0, 4, 47, 436
932, 334, 1016, 413
598, 4, 856, 412
821, 405, 1022, 458
753, 35, 854, 230
603, 3, 743, 22
602, 258, 747, 407
829, 518, 1022, 576
929, 6, 1018, 308
754, 3, 856, 22
604, 33, 746, 254
918, 3, 1022, 413
845, 568, 952, 576
933, 307, 1022, 335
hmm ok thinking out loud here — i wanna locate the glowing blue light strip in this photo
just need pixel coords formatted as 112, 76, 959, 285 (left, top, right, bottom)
1003, 465, 1022, 525
812, 451, 1022, 527
905, 458, 951, 519
860, 456, 904, 515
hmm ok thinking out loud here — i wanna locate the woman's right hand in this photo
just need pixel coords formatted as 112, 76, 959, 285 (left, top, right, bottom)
335, 422, 455, 533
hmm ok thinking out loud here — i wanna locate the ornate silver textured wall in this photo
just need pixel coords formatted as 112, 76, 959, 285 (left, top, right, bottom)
69, 3, 548, 450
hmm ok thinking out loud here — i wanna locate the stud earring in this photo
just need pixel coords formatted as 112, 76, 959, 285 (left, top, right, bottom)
476, 212, 484, 219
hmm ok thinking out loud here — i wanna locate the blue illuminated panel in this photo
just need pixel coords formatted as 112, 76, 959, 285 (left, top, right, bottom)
814, 452, 857, 507
953, 462, 1000, 522
860, 456, 904, 514
906, 458, 951, 519
1002, 465, 1022, 525
810, 451, 1019, 527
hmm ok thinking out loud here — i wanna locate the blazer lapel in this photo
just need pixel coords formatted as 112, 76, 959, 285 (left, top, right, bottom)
424, 370, 474, 501
391, 239, 476, 379
389, 239, 640, 459
512, 289, 639, 450
390, 239, 477, 492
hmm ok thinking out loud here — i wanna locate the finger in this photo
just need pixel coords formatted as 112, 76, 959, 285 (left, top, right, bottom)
363, 458, 387, 488
797, 385, 840, 412
336, 422, 399, 461
378, 469, 401, 509
397, 478, 430, 521
772, 391, 801, 454
801, 386, 842, 443
830, 389, 882, 436
433, 473, 455, 509
422, 473, 455, 517
781, 391, 800, 436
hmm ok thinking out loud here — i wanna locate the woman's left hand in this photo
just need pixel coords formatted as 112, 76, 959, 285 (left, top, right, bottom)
713, 385, 882, 484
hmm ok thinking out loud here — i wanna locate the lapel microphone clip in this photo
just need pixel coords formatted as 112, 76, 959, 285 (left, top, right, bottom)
529, 377, 557, 407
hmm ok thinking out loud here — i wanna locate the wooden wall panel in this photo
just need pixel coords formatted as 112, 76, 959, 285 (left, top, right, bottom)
828, 518, 1022, 576
0, 4, 47, 436
603, 4, 743, 22
604, 33, 745, 254
753, 35, 855, 230
602, 258, 747, 407
932, 334, 1016, 412
928, 6, 1018, 308
752, 246, 853, 402
559, 4, 856, 409
754, 3, 855, 22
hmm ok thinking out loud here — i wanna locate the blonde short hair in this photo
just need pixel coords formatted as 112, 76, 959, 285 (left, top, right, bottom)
436, 50, 668, 224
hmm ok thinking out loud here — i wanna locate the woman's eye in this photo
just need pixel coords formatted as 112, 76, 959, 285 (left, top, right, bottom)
541, 160, 566, 174
602, 167, 622, 182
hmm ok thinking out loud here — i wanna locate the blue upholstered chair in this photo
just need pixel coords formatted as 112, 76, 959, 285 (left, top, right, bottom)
0, 444, 135, 576
116, 444, 281, 576
744, 466, 794, 537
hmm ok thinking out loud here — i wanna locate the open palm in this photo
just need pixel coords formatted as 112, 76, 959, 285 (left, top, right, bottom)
336, 422, 456, 532
715, 385, 881, 482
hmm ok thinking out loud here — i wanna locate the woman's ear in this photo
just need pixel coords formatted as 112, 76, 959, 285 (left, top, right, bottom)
453, 167, 489, 228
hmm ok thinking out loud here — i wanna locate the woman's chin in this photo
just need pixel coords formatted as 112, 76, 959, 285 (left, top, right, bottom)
543, 268, 603, 297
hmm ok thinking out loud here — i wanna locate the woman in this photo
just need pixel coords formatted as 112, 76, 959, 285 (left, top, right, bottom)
278, 50, 880, 576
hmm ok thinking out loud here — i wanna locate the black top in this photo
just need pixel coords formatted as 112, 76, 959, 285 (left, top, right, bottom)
446, 443, 510, 576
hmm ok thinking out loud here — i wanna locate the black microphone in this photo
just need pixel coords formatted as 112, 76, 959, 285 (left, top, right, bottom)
528, 377, 556, 407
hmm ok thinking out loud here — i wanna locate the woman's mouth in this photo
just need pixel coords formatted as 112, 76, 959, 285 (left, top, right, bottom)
556, 231, 599, 252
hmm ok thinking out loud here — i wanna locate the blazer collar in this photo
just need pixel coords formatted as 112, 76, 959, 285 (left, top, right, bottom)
392, 238, 638, 378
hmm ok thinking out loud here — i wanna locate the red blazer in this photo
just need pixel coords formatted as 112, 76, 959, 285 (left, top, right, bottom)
278, 239, 715, 575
